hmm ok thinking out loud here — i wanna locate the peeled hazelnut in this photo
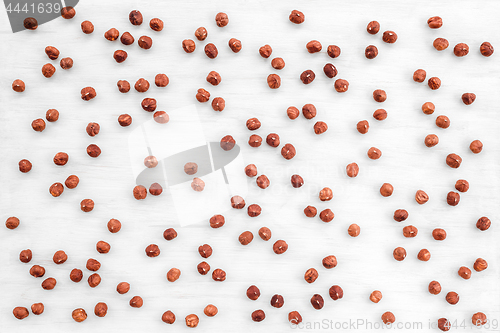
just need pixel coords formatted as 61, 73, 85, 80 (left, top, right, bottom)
288, 311, 303, 325
244, 164, 258, 178
446, 153, 462, 168
198, 244, 212, 258
271, 57, 285, 70
31, 303, 44, 315
319, 187, 333, 201
120, 32, 134, 45
228, 38, 242, 52
380, 183, 393, 197
322, 255, 337, 269
248, 204, 261, 217
94, 302, 107, 317
204, 304, 218, 317
447, 191, 460, 206
23, 17, 38, 30
204, 43, 218, 58
42, 277, 57, 290
19, 249, 32, 263
291, 175, 304, 188
45, 109, 59, 122
357, 120, 369, 134
133, 185, 147, 200
251, 310, 265, 322
212, 268, 226, 282
327, 45, 342, 58
474, 258, 488, 272
476, 217, 491, 231
86, 122, 100, 137
334, 79, 349, 92
455, 179, 469, 192
155, 73, 169, 87
323, 63, 338, 78
446, 291, 459, 305
382, 312, 396, 325
373, 89, 387, 102
365, 45, 378, 59
304, 268, 319, 283
70, 268, 83, 282
182, 39, 196, 53
427, 16, 443, 28
367, 21, 380, 34
206, 71, 222, 86
215, 12, 229, 27
428, 77, 441, 90
81, 87, 97, 100
32, 119, 46, 132
107, 219, 122, 233
19, 159, 32, 173
425, 134, 439, 147
370, 290, 382, 303
212, 97, 225, 111
428, 281, 441, 295
220, 135, 236, 151
382, 31, 397, 43
289, 10, 305, 24
258, 227, 272, 241
246, 118, 261, 131
310, 294, 324, 310
413, 69, 427, 82
480, 42, 494, 57
129, 296, 143, 308
415, 190, 429, 204
150, 183, 163, 195
162, 310, 176, 324
454, 43, 469, 57
422, 102, 435, 115
266, 133, 280, 147
302, 104, 317, 119
53, 250, 68, 264
306, 40, 322, 53
150, 18, 164, 31
436, 115, 450, 129
270, 294, 285, 309
6, 216, 20, 229
346, 163, 359, 177
314, 121, 328, 135
367, 147, 382, 160
60, 57, 73, 70
86, 144, 101, 158
433, 38, 449, 51
300, 70, 315, 84
403, 225, 418, 238
329, 285, 344, 301
197, 262, 210, 275
117, 80, 131, 93
373, 109, 387, 121
462, 92, 476, 105
96, 241, 111, 254
45, 46, 60, 60
81, 20, 94, 34
129, 10, 143, 25
470, 140, 483, 154
267, 74, 281, 89
86, 258, 101, 271
163, 228, 177, 241
195, 27, 207, 41
348, 224, 360, 237
12, 79, 25, 92
117, 282, 130, 294
61, 6, 76, 19
281, 143, 296, 160
196, 88, 210, 103
472, 313, 487, 327
210, 214, 225, 228
104, 28, 119, 41
167, 268, 181, 282
49, 183, 65, 197
393, 247, 407, 261
432, 228, 447, 240
138, 36, 153, 49
135, 78, 150, 93
458, 266, 472, 279
247, 285, 261, 300
72, 308, 87, 322
145, 244, 160, 257
113, 50, 128, 63
273, 240, 288, 254
319, 209, 334, 222
30, 265, 45, 278
239, 231, 254, 245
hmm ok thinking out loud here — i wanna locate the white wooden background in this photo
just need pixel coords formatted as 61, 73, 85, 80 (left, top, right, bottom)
1, 1, 499, 332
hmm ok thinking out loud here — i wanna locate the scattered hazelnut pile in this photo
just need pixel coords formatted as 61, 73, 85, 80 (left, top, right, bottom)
9, 8, 493, 330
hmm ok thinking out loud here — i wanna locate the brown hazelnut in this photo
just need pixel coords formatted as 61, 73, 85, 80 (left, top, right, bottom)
251, 310, 265, 322
382, 31, 398, 43
32, 118, 46, 132
196, 88, 210, 103
204, 304, 218, 317
144, 155, 158, 168
87, 144, 101, 158
455, 179, 469, 192
432, 228, 447, 240
306, 40, 322, 53
302, 104, 317, 119
154, 74, 169, 88
31, 303, 44, 315
53, 152, 69, 165
18, 159, 32, 173
229, 38, 242, 53
273, 240, 288, 254
195, 27, 208, 41
205, 43, 218, 58
320, 209, 334, 223
436, 115, 450, 129
454, 43, 469, 57
373, 89, 387, 102
210, 214, 225, 228
403, 225, 418, 238
356, 120, 369, 134
480, 42, 494, 57
470, 140, 483, 154
393, 247, 407, 261
246, 118, 261, 130
129, 296, 143, 308
348, 224, 361, 237
271, 57, 285, 70
329, 285, 344, 301
446, 153, 462, 168
72, 308, 87, 322
133, 185, 147, 200
313, 121, 328, 134
185, 314, 199, 327
117, 80, 131, 93
418, 249, 431, 261
212, 97, 225, 111
334, 79, 349, 92
267, 74, 281, 89
113, 50, 128, 63
259, 44, 273, 58
53, 250, 68, 264
94, 302, 108, 317
433, 38, 449, 51
415, 190, 429, 204
167, 268, 181, 282
323, 63, 338, 78
413, 69, 427, 82
291, 175, 304, 188
476, 217, 491, 231
289, 10, 305, 24
422, 102, 435, 115
19, 249, 32, 263
30, 265, 45, 277
447, 191, 460, 206
61, 6, 76, 19
458, 266, 472, 279
220, 135, 236, 151
310, 294, 324, 310
198, 244, 213, 258
163, 228, 177, 241
304, 206, 317, 217
212, 268, 226, 282
425, 134, 439, 147
153, 111, 169, 124
42, 63, 56, 78
86, 122, 100, 137
473, 258, 488, 272
117, 282, 130, 294
266, 133, 280, 147
129, 10, 143, 25
96, 241, 111, 254
162, 310, 176, 324
23, 17, 38, 30
135, 78, 150, 93
382, 312, 396, 324
365, 45, 378, 59
239, 231, 254, 245
70, 268, 83, 282
104, 28, 119, 41
327, 45, 341, 58
472, 313, 487, 327
81, 20, 94, 34
12, 79, 25, 92
45, 46, 60, 60
258, 227, 272, 241
60, 57, 73, 70
288, 311, 303, 325
247, 204, 262, 217
107, 218, 122, 233
215, 12, 229, 27
270, 294, 284, 308
149, 183, 163, 196
367, 147, 382, 160
346, 162, 359, 177
322, 255, 337, 269
81, 87, 97, 100
150, 18, 164, 31
6, 216, 20, 230
427, 16, 443, 28
138, 36, 153, 49
304, 268, 319, 284
380, 183, 393, 197
367, 21, 380, 34
182, 39, 196, 53
120, 32, 135, 45
145, 244, 160, 258
245, 164, 258, 177
49, 182, 64, 197
206, 71, 222, 86
247, 285, 261, 300
281, 143, 296, 160
300, 70, 316, 84
46, 109, 59, 122
428, 77, 441, 90
462, 93, 476, 105
42, 277, 57, 290
370, 290, 382, 303
86, 258, 101, 271
373, 109, 387, 121
319, 187, 333, 201
446, 291, 459, 305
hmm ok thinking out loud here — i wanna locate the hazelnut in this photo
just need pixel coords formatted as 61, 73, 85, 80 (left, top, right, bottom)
81, 87, 97, 100
480, 42, 494, 57
470, 140, 483, 154
430, 282, 446, 298
87, 144, 101, 158
447, 191, 460, 206
18, 159, 32, 173
289, 10, 305, 24
370, 290, 382, 303
415, 190, 429, 204
472, 313, 487, 327
96, 241, 111, 254
476, 217, 491, 231
46, 109, 59, 122
446, 153, 462, 168
86, 122, 100, 137
220, 135, 236, 151
373, 109, 387, 121
163, 228, 177, 241
135, 78, 150, 93
12, 79, 25, 92
327, 45, 341, 58
144, 155, 158, 168
212, 97, 225, 111
30, 265, 45, 277
247, 285, 261, 300
367, 147, 382, 160
196, 88, 210, 102
107, 218, 122, 233
117, 282, 130, 294
421, 102, 435, 115
117, 80, 131, 93
381, 312, 395, 325
53, 250, 68, 264
425, 134, 439, 147
302, 104, 317, 119
81, 20, 94, 34
129, 296, 143, 308
322, 255, 337, 269
204, 43, 218, 58
259, 44, 273, 58
153, 111, 169, 124
313, 121, 328, 135
458, 266, 472, 279
393, 247, 407, 261
149, 183, 163, 196
288, 311, 303, 325
329, 285, 344, 300
382, 31, 398, 43
120, 32, 135, 45
113, 50, 128, 63
209, 214, 225, 228
348, 224, 361, 237
212, 268, 226, 282
281, 143, 296, 160
271, 57, 285, 70
6, 216, 20, 229
198, 244, 213, 258
432, 228, 447, 240
266, 133, 280, 147
42, 64, 56, 78
258, 227, 272, 241
215, 12, 229, 27
306, 40, 322, 53
367, 21, 380, 34
373, 89, 387, 102
267, 74, 281, 89
272, 239, 289, 254
436, 115, 450, 129
413, 69, 427, 82
291, 175, 304, 188
197, 262, 210, 275
182, 162, 198, 176
310, 294, 324, 310
167, 268, 181, 282
155, 74, 169, 87
246, 117, 261, 130
380, 183, 393, 197
129, 10, 143, 25
323, 63, 338, 78
104, 28, 119, 41
239, 231, 254, 245
346, 163, 359, 177
72, 308, 87, 322
86, 258, 101, 271
454, 43, 469, 57
150, 18, 164, 31
251, 310, 265, 322
403, 225, 418, 238
182, 39, 196, 53
248, 204, 261, 217
32, 118, 46, 132
300, 70, 316, 84
418, 249, 431, 261
60, 57, 73, 70
195, 27, 208, 41
162, 310, 176, 324
428, 77, 441, 90
138, 36, 153, 49
23, 17, 38, 30
334, 79, 349, 92
42, 277, 57, 290
270, 294, 284, 308
49, 183, 64, 197
455, 179, 469, 192
31, 303, 44, 315
244, 164, 258, 177
357, 120, 369, 134
446, 291, 459, 305
52, 152, 69, 166
304, 268, 319, 283
427, 16, 443, 28
462, 92, 476, 105
206, 71, 222, 86
61, 6, 76, 19
133, 185, 147, 200
45, 46, 60, 60
19, 249, 32, 263
319, 187, 333, 201
94, 302, 108, 317
320, 209, 334, 222
70, 268, 83, 282
473, 258, 488, 272
204, 304, 218, 317
365, 45, 378, 59
145, 244, 160, 257
229, 38, 242, 53
433, 38, 449, 51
